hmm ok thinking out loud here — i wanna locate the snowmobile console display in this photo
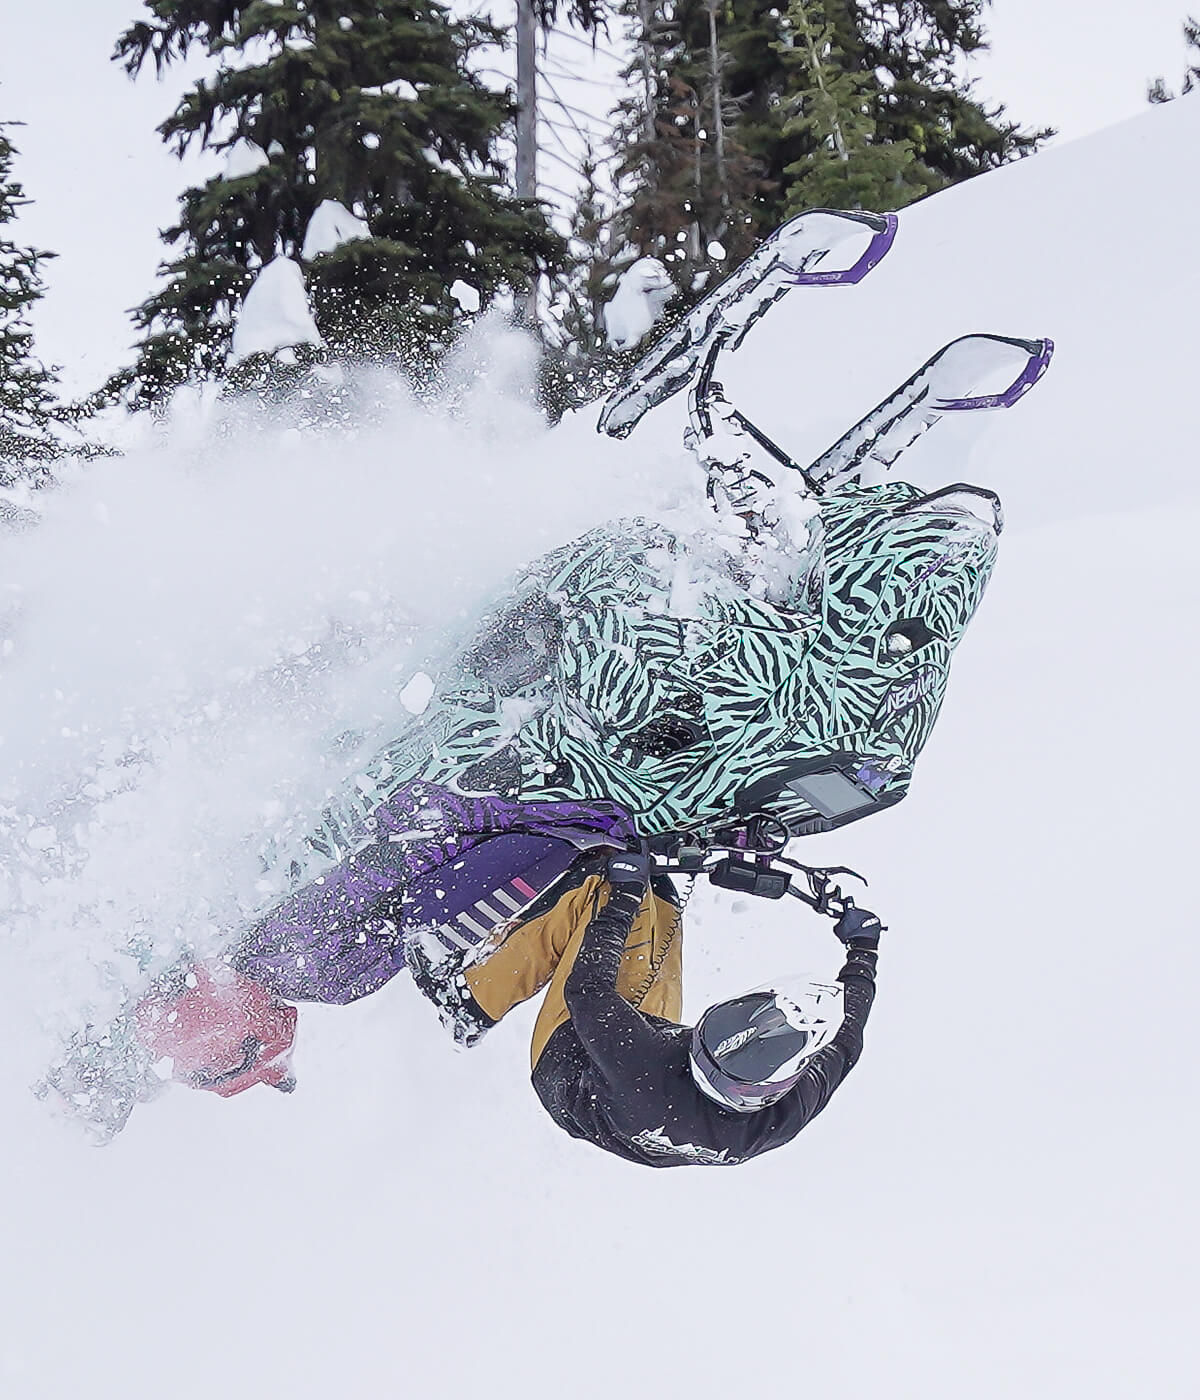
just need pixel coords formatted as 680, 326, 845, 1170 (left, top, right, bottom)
784, 769, 880, 821
734, 754, 894, 827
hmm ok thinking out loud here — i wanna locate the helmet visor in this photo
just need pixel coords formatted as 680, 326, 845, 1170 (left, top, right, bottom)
690, 981, 844, 1112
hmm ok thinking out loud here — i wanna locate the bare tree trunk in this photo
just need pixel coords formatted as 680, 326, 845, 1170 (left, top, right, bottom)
515, 0, 538, 200
515, 0, 538, 323
706, 0, 727, 195
690, 83, 702, 262
637, 0, 656, 143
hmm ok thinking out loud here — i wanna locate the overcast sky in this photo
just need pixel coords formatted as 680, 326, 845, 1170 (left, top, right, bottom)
2, 0, 1196, 395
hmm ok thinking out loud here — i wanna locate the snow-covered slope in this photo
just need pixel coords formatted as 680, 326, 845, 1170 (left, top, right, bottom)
2, 96, 1199, 1400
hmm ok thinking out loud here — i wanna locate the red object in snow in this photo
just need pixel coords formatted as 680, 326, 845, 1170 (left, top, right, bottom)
134, 962, 298, 1098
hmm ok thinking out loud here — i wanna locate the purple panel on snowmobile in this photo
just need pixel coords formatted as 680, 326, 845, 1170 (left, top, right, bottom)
403, 834, 581, 954
937, 338, 1055, 411
233, 783, 635, 1005
371, 782, 637, 882
791, 213, 898, 286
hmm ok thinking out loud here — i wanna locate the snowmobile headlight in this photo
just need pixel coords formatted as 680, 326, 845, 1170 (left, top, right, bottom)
882, 617, 938, 659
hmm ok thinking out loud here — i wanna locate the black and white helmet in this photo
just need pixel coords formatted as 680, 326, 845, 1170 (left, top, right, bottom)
690, 978, 844, 1112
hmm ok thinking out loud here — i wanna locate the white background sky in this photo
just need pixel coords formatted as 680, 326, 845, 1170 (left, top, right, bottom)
2, 0, 1196, 394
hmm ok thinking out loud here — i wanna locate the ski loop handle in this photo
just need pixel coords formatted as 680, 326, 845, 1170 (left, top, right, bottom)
599, 209, 898, 440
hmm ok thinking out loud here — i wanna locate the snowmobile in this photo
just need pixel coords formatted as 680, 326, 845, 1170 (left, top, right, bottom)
261, 209, 1051, 937
40, 209, 1052, 1137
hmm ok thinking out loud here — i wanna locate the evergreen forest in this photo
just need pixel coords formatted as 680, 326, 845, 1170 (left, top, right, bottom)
3, 0, 1116, 466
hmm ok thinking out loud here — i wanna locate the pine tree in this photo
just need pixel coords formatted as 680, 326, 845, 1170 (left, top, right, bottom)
777, 0, 934, 212
694, 0, 770, 264
610, 0, 698, 271
551, 143, 614, 359
109, 0, 565, 407
541, 141, 630, 414
611, 0, 1048, 251
1149, 15, 1200, 102
0, 124, 60, 481
830, 1, 1049, 192
609, 0, 768, 300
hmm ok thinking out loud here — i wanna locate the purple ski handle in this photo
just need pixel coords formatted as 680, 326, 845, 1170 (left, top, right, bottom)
787, 213, 899, 287
937, 337, 1055, 411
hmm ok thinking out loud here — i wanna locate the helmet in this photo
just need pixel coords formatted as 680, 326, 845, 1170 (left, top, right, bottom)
134, 962, 298, 1098
690, 977, 843, 1112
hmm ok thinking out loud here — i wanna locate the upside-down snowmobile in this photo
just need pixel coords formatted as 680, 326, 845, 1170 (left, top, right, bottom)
256, 209, 1050, 932
42, 209, 1052, 1137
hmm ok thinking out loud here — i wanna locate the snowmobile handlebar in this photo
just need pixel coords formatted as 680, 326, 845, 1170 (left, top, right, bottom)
647, 821, 869, 919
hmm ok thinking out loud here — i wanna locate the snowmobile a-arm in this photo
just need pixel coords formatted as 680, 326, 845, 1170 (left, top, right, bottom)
597, 210, 898, 441
688, 330, 823, 495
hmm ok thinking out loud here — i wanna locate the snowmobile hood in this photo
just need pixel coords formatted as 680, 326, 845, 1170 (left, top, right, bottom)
264, 481, 1001, 900
698, 480, 999, 833
630, 480, 999, 836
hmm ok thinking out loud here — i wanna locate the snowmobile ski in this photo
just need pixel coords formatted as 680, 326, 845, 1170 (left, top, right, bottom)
598, 209, 897, 441
805, 333, 1054, 492
684, 330, 1053, 500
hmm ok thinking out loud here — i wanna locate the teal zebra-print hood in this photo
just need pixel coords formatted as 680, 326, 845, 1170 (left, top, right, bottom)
291, 476, 998, 877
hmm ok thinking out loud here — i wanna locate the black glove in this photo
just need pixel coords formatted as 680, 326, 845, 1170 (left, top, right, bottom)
606, 847, 650, 892
833, 902, 883, 950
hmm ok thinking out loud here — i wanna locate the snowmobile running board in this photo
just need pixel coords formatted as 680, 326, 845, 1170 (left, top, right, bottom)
598, 209, 898, 441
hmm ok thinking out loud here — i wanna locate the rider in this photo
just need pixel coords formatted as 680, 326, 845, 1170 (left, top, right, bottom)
410, 847, 882, 1168
134, 838, 880, 1170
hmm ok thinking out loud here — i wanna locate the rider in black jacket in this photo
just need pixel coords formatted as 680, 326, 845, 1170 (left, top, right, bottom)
411, 847, 881, 1168
533, 851, 879, 1167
